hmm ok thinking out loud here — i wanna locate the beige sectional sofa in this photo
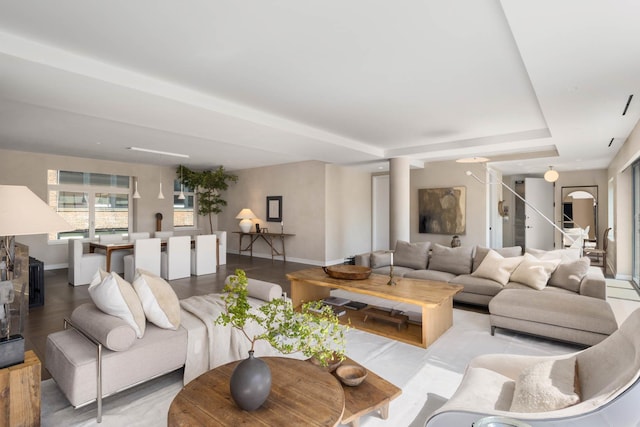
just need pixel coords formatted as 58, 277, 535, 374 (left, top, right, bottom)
355, 240, 618, 346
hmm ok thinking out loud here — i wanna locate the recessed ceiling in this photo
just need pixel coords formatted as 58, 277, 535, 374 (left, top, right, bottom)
0, 1, 638, 174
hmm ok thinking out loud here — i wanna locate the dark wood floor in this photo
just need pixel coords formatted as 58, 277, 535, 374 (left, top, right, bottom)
24, 254, 316, 380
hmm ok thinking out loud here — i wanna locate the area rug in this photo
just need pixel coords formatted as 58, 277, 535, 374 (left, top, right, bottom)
41, 309, 581, 427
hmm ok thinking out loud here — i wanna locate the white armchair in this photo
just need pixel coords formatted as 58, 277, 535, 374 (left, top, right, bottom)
214, 230, 227, 265
425, 308, 640, 427
68, 240, 106, 286
123, 238, 161, 282
191, 234, 217, 276
128, 232, 150, 241
161, 236, 191, 280
154, 231, 174, 239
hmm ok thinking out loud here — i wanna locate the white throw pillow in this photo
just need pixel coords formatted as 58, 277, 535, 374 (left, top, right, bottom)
132, 269, 181, 330
510, 357, 580, 412
88, 271, 146, 338
471, 250, 523, 286
510, 253, 561, 290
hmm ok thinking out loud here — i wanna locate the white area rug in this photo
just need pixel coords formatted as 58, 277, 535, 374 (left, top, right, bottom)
40, 309, 585, 427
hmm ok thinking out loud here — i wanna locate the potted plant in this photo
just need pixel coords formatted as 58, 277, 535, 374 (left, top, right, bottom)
215, 269, 347, 411
177, 165, 239, 233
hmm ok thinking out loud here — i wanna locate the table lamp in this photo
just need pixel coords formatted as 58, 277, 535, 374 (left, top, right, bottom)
235, 208, 256, 233
0, 185, 74, 368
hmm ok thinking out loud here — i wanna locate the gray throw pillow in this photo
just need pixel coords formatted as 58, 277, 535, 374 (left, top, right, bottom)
371, 252, 392, 269
428, 243, 473, 275
473, 246, 523, 272
393, 240, 430, 270
548, 257, 591, 293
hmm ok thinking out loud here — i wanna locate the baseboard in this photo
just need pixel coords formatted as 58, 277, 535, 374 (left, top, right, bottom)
227, 249, 325, 266
45, 263, 68, 271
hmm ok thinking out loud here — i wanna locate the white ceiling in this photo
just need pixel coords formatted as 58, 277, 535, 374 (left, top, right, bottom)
0, 1, 639, 174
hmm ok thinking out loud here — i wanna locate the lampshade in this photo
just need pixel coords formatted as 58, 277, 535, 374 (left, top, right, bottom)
157, 182, 165, 199
544, 167, 559, 183
235, 208, 256, 233
132, 180, 141, 199
0, 185, 74, 236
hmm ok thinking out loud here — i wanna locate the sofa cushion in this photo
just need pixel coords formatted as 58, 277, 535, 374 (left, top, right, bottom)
449, 274, 504, 297
428, 244, 473, 275
548, 257, 591, 293
489, 289, 618, 336
132, 269, 181, 330
404, 269, 457, 283
372, 265, 416, 277
509, 253, 561, 290
70, 303, 136, 351
371, 251, 392, 269
393, 240, 430, 270
89, 270, 146, 338
472, 250, 523, 286
510, 356, 580, 412
224, 275, 283, 302
473, 246, 522, 272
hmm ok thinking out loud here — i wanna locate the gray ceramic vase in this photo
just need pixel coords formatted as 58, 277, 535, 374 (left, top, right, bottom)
229, 351, 272, 411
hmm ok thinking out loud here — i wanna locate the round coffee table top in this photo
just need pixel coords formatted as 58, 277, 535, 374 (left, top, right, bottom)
168, 356, 345, 426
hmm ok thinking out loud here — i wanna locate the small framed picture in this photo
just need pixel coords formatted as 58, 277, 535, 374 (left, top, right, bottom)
266, 196, 282, 222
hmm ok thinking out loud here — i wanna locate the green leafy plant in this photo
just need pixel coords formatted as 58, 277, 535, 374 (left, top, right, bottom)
177, 165, 239, 233
215, 269, 347, 366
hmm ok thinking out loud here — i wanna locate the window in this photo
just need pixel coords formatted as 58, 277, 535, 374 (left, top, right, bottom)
48, 170, 131, 240
173, 179, 195, 228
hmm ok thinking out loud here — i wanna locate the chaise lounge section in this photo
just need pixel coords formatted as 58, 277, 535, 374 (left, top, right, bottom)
355, 240, 617, 346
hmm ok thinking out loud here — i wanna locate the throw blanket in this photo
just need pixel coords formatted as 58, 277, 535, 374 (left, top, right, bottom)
180, 294, 295, 384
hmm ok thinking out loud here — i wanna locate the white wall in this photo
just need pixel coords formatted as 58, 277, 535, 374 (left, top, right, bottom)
0, 148, 185, 268
608, 117, 640, 278
410, 161, 489, 248
220, 160, 371, 265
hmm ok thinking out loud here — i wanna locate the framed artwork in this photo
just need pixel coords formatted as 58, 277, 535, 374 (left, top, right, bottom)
266, 196, 282, 222
418, 187, 466, 234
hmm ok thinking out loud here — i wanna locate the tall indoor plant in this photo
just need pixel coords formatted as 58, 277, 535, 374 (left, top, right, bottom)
216, 269, 347, 411
177, 165, 238, 233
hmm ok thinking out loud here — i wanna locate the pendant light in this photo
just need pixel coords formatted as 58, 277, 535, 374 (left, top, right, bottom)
544, 166, 559, 183
133, 179, 141, 199
158, 181, 165, 199
178, 166, 185, 200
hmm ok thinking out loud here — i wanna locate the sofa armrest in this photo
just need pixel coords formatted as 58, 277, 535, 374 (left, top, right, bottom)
354, 252, 372, 267
579, 267, 607, 299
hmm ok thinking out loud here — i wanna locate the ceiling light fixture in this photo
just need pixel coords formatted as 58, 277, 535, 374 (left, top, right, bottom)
544, 166, 559, 183
132, 178, 141, 199
178, 166, 185, 200
158, 182, 165, 199
455, 157, 490, 163
128, 147, 189, 159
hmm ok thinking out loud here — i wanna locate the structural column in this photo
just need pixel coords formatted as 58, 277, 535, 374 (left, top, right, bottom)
389, 157, 410, 245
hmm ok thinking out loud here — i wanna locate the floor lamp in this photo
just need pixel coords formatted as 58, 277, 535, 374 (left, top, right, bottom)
0, 185, 73, 368
465, 170, 579, 250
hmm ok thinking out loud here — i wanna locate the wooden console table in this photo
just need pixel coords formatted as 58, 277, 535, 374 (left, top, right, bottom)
0, 350, 41, 427
233, 231, 295, 262
287, 267, 463, 348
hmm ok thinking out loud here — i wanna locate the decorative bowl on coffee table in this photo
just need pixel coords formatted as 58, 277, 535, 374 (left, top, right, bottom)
336, 364, 367, 386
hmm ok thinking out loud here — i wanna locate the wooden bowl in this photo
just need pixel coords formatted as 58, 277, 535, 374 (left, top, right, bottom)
309, 353, 343, 372
335, 364, 367, 386
322, 265, 372, 280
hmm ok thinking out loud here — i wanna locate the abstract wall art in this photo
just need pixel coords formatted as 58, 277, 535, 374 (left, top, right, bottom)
418, 186, 466, 234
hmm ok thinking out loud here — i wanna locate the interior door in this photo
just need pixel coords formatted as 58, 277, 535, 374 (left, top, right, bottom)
524, 178, 555, 250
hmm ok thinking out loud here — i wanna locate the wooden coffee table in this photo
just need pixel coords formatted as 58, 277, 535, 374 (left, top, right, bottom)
168, 357, 345, 426
336, 357, 402, 427
287, 267, 463, 348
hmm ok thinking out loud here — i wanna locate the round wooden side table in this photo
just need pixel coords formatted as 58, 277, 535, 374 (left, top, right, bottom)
168, 357, 345, 426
